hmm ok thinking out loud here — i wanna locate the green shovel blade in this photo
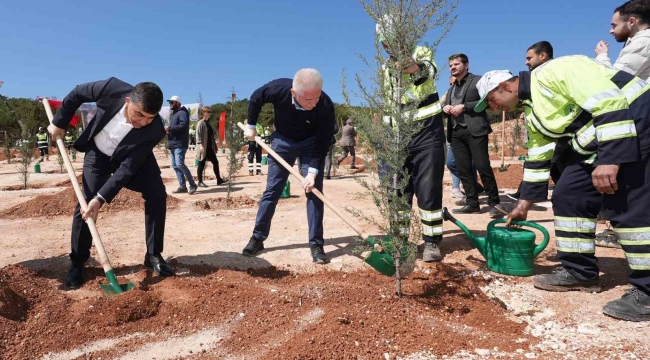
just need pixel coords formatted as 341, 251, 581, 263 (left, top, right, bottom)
99, 269, 135, 296
363, 235, 398, 277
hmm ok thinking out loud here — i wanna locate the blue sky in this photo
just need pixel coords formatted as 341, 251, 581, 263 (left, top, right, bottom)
0, 0, 618, 106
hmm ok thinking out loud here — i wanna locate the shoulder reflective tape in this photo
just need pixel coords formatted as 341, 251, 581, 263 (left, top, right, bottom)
596, 120, 637, 142
623, 78, 649, 104
584, 153, 597, 164
556, 238, 596, 253
422, 224, 443, 236
527, 142, 556, 157
523, 168, 551, 182
581, 89, 624, 113
554, 216, 596, 233
419, 209, 442, 221
625, 253, 650, 270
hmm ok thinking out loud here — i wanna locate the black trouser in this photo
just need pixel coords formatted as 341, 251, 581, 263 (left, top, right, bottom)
70, 142, 166, 263
337, 146, 356, 166
396, 119, 446, 244
553, 153, 650, 294
451, 127, 499, 208
324, 143, 334, 177
247, 141, 262, 172
197, 147, 223, 182
39, 147, 48, 157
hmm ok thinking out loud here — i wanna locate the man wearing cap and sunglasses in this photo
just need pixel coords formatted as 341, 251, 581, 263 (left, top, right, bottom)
476, 55, 650, 321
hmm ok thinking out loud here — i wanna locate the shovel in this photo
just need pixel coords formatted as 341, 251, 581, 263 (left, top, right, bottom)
42, 99, 134, 296
236, 123, 402, 277
499, 111, 508, 172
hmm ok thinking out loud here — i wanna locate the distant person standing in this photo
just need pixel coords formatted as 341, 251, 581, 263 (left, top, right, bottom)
323, 120, 340, 180
165, 95, 197, 195
196, 106, 227, 187
247, 122, 264, 175
337, 118, 357, 169
64, 131, 75, 156
36, 127, 49, 162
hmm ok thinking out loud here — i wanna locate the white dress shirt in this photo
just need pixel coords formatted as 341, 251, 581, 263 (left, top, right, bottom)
94, 104, 133, 156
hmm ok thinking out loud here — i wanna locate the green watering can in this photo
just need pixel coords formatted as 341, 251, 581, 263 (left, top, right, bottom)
261, 155, 268, 165
34, 162, 41, 173
280, 180, 290, 199
363, 235, 413, 278
442, 208, 549, 276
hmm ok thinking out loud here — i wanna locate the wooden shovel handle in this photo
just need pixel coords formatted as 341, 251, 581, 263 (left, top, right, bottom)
237, 122, 369, 240
42, 99, 114, 274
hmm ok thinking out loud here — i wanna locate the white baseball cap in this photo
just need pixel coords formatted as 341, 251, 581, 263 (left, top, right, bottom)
167, 95, 181, 103
474, 70, 515, 112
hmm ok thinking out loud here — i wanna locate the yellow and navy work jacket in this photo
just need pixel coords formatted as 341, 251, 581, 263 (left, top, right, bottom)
64, 135, 74, 147
36, 133, 48, 149
382, 46, 442, 150
519, 55, 650, 200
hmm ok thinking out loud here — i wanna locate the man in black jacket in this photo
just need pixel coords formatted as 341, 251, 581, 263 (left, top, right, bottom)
48, 77, 175, 289
165, 95, 197, 194
444, 54, 505, 218
242, 68, 336, 264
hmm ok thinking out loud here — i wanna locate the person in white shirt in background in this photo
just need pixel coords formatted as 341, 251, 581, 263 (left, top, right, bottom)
594, 0, 650, 249
596, 0, 650, 81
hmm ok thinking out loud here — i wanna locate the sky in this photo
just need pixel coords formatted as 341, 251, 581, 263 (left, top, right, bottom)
0, 0, 619, 106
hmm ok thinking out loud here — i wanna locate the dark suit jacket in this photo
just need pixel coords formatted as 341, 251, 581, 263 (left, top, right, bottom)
445, 73, 492, 143
52, 77, 165, 203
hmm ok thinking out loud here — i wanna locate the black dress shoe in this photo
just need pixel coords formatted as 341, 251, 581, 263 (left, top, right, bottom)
197, 181, 209, 188
452, 205, 481, 214
242, 236, 265, 257
217, 179, 229, 185
65, 261, 85, 289
144, 253, 175, 276
311, 245, 329, 264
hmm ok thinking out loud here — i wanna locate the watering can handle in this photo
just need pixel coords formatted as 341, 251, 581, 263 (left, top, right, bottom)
488, 219, 550, 257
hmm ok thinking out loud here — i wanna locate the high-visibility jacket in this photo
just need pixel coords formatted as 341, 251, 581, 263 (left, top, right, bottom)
520, 55, 650, 200
382, 46, 442, 124
382, 46, 442, 150
64, 135, 74, 146
36, 133, 48, 149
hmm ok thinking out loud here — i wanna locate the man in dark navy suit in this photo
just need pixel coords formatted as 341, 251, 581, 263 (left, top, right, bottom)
48, 77, 175, 289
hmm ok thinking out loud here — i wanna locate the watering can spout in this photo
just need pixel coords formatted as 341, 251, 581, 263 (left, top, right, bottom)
442, 207, 488, 257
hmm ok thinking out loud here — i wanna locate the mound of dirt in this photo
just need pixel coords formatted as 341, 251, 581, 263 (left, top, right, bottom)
92, 290, 161, 326
53, 173, 83, 187
0, 188, 181, 219
0, 263, 531, 360
1, 183, 47, 191
0, 279, 29, 322
195, 196, 258, 210
492, 164, 523, 189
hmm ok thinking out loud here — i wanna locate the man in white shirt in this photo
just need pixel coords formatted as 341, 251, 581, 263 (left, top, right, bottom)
49, 78, 175, 289
594, 0, 650, 248
595, 0, 650, 81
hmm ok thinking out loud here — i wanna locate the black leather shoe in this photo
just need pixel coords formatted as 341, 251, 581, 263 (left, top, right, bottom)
533, 267, 601, 293
217, 179, 228, 185
311, 245, 329, 264
172, 187, 187, 194
65, 261, 85, 289
197, 181, 209, 188
144, 253, 175, 276
452, 205, 481, 214
603, 287, 650, 321
242, 236, 265, 257
188, 185, 197, 195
